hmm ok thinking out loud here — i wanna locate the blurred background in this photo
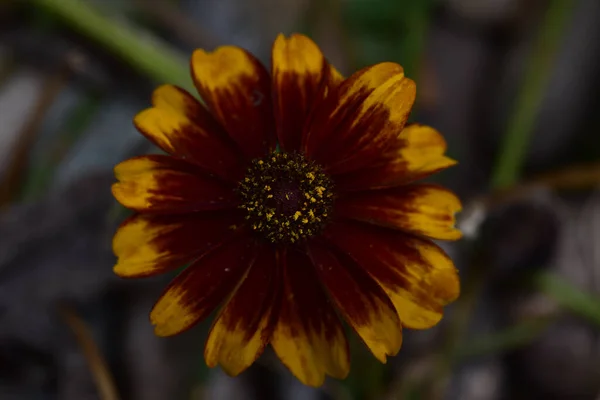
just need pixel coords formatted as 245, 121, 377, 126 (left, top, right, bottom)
1, 0, 600, 399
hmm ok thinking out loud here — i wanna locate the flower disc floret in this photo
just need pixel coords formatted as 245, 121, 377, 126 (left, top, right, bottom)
237, 152, 334, 244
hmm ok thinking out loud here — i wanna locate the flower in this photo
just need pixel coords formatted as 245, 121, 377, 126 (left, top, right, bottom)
111, 33, 461, 387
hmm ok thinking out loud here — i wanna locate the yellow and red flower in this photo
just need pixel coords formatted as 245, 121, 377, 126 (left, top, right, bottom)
112, 34, 461, 387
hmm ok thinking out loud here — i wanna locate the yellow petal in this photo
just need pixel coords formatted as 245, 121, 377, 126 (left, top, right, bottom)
150, 236, 257, 336
272, 33, 328, 152
270, 249, 349, 387
335, 124, 457, 190
336, 184, 462, 241
151, 84, 204, 118
112, 155, 236, 213
398, 124, 456, 177
204, 248, 278, 376
326, 222, 460, 329
306, 62, 416, 174
191, 46, 275, 158
308, 243, 402, 362
133, 104, 242, 182
113, 211, 241, 278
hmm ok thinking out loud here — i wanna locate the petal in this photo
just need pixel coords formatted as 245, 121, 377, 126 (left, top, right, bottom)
151, 84, 208, 121
271, 248, 350, 387
335, 124, 457, 191
191, 46, 276, 159
112, 155, 237, 213
150, 235, 258, 336
134, 87, 244, 182
272, 33, 329, 152
306, 62, 416, 174
336, 184, 462, 241
112, 211, 243, 278
204, 246, 280, 376
325, 222, 460, 330
307, 242, 402, 362
329, 65, 344, 87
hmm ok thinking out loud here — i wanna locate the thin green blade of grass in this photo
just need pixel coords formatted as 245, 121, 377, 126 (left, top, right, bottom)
491, 0, 576, 189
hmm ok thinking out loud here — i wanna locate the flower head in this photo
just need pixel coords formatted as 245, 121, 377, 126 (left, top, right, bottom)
112, 33, 461, 387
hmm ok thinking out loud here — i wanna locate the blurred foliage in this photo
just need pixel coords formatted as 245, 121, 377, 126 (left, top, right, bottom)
491, 0, 576, 189
31, 0, 192, 91
342, 0, 435, 79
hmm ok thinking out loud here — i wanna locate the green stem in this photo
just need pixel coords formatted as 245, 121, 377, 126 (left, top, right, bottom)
456, 316, 554, 360
491, 0, 575, 189
30, 0, 193, 91
535, 272, 600, 327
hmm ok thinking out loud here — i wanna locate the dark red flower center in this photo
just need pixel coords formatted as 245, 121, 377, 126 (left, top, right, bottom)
237, 152, 334, 244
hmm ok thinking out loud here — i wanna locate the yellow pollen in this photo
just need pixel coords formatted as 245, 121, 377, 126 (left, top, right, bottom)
293, 211, 301, 221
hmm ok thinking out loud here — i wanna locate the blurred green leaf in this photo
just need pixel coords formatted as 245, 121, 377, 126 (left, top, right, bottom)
342, 0, 435, 78
535, 272, 600, 327
343, 335, 386, 400
456, 316, 554, 359
491, 0, 576, 189
30, 0, 193, 91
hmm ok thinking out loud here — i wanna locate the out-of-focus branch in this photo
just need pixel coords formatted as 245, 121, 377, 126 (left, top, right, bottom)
459, 161, 600, 238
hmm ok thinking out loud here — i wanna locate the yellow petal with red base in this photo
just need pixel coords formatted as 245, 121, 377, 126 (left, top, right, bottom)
326, 222, 460, 330
191, 46, 276, 159
150, 236, 258, 337
151, 84, 207, 121
336, 184, 462, 241
113, 211, 243, 278
272, 33, 329, 152
271, 249, 350, 387
329, 65, 344, 87
336, 124, 457, 191
308, 243, 402, 362
204, 247, 280, 376
134, 94, 243, 182
306, 62, 416, 174
112, 155, 237, 213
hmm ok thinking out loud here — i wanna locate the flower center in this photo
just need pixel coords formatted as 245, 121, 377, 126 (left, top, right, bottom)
238, 152, 334, 244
